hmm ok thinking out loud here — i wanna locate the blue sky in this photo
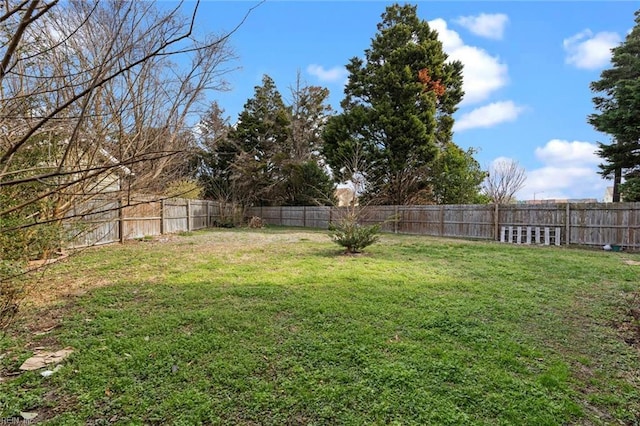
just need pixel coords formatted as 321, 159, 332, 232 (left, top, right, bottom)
190, 1, 638, 201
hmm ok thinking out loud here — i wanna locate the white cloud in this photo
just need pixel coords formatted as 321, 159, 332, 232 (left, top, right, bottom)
454, 13, 509, 40
534, 139, 599, 166
454, 101, 524, 132
429, 18, 508, 105
515, 140, 607, 201
306, 64, 348, 83
563, 30, 621, 70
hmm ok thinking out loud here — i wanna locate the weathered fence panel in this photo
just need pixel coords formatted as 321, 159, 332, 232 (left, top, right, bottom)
282, 206, 305, 227
67, 198, 640, 250
360, 206, 396, 232
190, 200, 210, 231
443, 204, 494, 239
306, 207, 331, 229
69, 197, 230, 247
122, 198, 161, 240
66, 199, 120, 248
246, 202, 640, 250
398, 205, 441, 235
568, 203, 640, 249
163, 199, 188, 234
254, 206, 283, 226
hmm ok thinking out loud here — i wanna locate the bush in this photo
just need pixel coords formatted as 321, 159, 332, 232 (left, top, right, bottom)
329, 217, 380, 254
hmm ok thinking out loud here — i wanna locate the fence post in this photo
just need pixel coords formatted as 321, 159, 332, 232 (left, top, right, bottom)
303, 206, 307, 228
186, 199, 191, 232
160, 199, 165, 235
119, 198, 125, 244
439, 205, 445, 236
394, 205, 399, 234
494, 204, 499, 241
565, 203, 570, 246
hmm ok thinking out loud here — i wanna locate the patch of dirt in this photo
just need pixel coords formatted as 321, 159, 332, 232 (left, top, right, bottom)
611, 291, 640, 350
33, 389, 80, 423
22, 305, 68, 335
623, 259, 640, 266
25, 272, 111, 309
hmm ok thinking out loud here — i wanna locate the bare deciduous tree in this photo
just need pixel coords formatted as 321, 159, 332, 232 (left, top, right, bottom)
482, 159, 527, 204
288, 70, 332, 163
0, 0, 258, 331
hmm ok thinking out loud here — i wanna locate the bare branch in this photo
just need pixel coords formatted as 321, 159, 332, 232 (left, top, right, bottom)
483, 159, 526, 204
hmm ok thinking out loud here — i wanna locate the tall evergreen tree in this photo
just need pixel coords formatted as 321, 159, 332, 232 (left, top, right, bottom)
323, 3, 465, 205
228, 75, 291, 206
209, 74, 335, 207
589, 10, 640, 202
194, 102, 237, 202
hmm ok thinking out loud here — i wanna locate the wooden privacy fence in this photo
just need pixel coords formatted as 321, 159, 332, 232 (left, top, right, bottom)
66, 197, 237, 248
247, 203, 640, 250
65, 198, 640, 250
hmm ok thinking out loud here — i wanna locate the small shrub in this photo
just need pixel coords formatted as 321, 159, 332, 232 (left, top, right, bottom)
248, 216, 264, 229
329, 217, 380, 254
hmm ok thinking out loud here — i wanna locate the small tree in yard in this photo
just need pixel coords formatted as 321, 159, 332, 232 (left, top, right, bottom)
329, 218, 380, 254
328, 141, 381, 254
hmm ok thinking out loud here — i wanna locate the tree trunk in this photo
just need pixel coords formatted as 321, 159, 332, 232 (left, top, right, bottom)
613, 167, 622, 202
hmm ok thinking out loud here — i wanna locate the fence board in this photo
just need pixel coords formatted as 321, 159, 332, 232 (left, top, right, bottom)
162, 200, 187, 234
306, 206, 331, 229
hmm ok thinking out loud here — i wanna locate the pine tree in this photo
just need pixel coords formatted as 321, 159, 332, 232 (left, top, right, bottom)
589, 10, 640, 202
228, 75, 291, 206
194, 102, 237, 202
220, 74, 335, 207
323, 3, 465, 205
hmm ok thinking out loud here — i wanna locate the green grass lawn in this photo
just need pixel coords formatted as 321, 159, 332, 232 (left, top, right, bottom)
1, 228, 639, 425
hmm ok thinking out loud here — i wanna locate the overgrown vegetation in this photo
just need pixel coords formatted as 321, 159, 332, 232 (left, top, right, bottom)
0, 0, 248, 332
1, 229, 639, 424
0, 183, 65, 332
164, 180, 205, 200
